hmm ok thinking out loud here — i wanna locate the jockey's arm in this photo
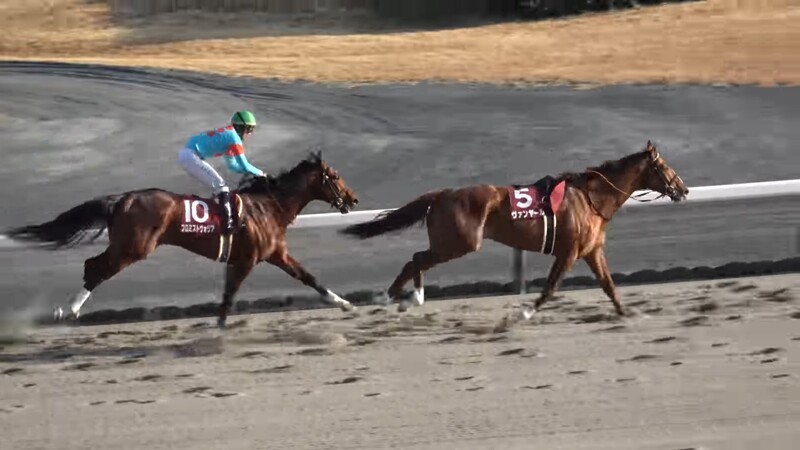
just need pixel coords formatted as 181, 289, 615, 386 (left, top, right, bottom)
224, 144, 265, 177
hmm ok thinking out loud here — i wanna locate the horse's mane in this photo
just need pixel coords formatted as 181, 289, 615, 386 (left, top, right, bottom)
236, 152, 322, 196
555, 149, 649, 184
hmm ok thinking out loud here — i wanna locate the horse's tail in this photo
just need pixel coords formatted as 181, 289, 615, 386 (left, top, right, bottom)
6, 195, 123, 250
340, 190, 443, 239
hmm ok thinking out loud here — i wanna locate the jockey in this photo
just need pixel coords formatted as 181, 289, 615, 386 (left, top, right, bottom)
177, 110, 265, 235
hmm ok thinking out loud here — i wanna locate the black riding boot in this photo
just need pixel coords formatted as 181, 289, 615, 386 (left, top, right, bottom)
217, 190, 234, 235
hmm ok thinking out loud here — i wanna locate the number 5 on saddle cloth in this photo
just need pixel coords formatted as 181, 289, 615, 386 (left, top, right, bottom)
507, 175, 566, 255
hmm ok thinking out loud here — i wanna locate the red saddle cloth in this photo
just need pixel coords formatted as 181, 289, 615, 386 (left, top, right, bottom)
506, 180, 566, 221
178, 193, 242, 236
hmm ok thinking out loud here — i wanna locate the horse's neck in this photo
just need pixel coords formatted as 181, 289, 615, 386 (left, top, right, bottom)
247, 187, 315, 228
590, 162, 647, 214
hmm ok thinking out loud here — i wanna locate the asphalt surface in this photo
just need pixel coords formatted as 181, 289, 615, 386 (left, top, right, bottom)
0, 61, 798, 316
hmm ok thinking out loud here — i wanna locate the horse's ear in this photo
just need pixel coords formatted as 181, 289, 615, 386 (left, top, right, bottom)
646, 140, 656, 152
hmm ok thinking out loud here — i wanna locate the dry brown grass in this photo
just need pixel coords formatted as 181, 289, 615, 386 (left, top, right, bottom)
1, 0, 798, 86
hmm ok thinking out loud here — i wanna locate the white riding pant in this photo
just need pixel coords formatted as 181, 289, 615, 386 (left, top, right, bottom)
177, 147, 229, 195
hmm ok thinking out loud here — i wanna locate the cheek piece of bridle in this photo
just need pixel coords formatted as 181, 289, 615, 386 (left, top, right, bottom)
322, 173, 346, 210
647, 153, 683, 201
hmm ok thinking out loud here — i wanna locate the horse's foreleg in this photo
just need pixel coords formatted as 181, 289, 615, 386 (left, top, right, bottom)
218, 261, 255, 328
522, 252, 577, 320
583, 246, 627, 316
268, 252, 355, 312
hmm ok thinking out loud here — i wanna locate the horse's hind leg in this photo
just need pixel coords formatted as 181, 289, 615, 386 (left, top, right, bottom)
389, 249, 445, 312
56, 249, 145, 320
385, 246, 477, 312
57, 227, 160, 320
217, 261, 255, 328
384, 251, 427, 310
379, 198, 486, 311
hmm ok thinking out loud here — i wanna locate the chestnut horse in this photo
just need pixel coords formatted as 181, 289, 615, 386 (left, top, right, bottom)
7, 151, 360, 327
340, 141, 689, 319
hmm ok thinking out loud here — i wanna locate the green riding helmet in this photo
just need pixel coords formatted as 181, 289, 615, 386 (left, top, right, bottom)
231, 110, 257, 127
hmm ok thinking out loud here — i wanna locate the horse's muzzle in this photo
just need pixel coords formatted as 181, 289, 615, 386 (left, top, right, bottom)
667, 186, 688, 202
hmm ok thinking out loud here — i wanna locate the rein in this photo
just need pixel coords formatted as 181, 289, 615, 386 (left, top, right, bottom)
586, 170, 665, 203
582, 152, 675, 221
238, 170, 345, 211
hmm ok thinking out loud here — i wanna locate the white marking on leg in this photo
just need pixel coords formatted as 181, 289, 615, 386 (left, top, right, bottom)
325, 290, 354, 311
69, 288, 92, 316
412, 287, 425, 306
522, 308, 536, 320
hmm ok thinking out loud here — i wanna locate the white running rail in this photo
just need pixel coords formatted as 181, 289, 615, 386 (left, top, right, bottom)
292, 178, 800, 228
2, 179, 800, 290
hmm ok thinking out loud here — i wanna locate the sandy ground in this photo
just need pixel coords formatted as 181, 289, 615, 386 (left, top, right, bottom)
1, 274, 798, 449
1, 1, 798, 85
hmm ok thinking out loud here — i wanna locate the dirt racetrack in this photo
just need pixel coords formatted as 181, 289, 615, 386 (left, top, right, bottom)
2, 274, 799, 449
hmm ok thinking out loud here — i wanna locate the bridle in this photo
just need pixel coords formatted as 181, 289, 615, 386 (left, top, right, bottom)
585, 151, 682, 219
322, 172, 346, 211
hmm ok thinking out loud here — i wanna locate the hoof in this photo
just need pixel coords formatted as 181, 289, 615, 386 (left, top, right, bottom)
397, 300, 411, 313
324, 290, 355, 312
53, 307, 79, 322
217, 317, 227, 329
521, 308, 537, 320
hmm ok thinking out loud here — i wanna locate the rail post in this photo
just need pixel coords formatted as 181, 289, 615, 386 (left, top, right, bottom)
512, 248, 526, 294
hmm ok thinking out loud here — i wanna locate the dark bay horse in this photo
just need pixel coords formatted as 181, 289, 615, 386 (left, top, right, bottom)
7, 151, 360, 327
340, 141, 689, 319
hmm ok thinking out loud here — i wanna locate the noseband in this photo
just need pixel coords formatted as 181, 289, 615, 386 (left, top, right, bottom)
322, 172, 345, 209
649, 153, 683, 200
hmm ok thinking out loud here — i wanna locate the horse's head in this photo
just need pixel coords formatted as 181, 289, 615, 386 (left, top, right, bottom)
235, 149, 358, 213
310, 151, 359, 214
639, 140, 689, 202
